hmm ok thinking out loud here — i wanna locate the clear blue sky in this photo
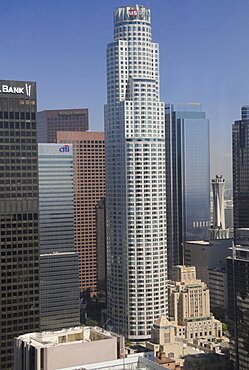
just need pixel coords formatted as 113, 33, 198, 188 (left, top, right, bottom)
1, 0, 249, 180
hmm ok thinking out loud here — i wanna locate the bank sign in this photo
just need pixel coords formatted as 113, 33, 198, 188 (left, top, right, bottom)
38, 143, 72, 156
59, 144, 70, 153
0, 80, 36, 99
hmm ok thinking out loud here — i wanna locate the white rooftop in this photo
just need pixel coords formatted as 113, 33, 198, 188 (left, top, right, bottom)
57, 356, 168, 370
16, 326, 114, 349
185, 240, 210, 246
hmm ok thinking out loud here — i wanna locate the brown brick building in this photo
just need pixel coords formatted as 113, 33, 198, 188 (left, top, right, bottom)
38, 108, 88, 143
57, 132, 105, 294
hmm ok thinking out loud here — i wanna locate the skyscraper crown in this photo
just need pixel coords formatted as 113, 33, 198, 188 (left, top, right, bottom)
114, 5, 150, 24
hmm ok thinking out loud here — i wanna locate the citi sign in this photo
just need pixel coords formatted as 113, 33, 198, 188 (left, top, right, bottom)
0, 84, 32, 97
59, 144, 70, 153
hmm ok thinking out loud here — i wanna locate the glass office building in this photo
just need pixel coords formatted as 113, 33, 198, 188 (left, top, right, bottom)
233, 106, 249, 236
0, 80, 40, 369
227, 229, 249, 370
227, 107, 249, 369
165, 103, 210, 274
105, 5, 168, 339
38, 143, 80, 331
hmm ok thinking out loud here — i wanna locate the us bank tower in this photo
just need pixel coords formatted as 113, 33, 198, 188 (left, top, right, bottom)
105, 5, 168, 340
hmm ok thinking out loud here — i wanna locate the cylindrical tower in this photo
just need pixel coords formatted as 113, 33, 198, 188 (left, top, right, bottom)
209, 175, 229, 239
104, 4, 168, 340
212, 175, 225, 229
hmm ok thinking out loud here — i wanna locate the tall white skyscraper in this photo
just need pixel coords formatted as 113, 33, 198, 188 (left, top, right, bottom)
105, 5, 167, 340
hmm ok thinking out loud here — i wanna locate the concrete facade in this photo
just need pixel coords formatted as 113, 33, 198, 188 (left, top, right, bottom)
147, 316, 183, 359
147, 315, 228, 369
105, 4, 167, 340
57, 132, 105, 294
96, 198, 106, 300
209, 175, 229, 240
14, 327, 123, 370
168, 266, 222, 341
184, 240, 231, 313
57, 356, 165, 370
38, 109, 88, 143
183, 353, 232, 370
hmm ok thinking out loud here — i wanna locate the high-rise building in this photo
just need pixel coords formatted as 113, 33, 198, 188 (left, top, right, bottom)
184, 239, 231, 318
96, 198, 107, 301
212, 175, 225, 227
227, 229, 249, 369
37, 109, 88, 143
227, 106, 249, 369
184, 176, 231, 320
104, 5, 167, 339
38, 143, 80, 331
210, 175, 228, 237
0, 80, 40, 369
57, 132, 105, 294
168, 266, 222, 341
233, 106, 249, 238
165, 103, 210, 273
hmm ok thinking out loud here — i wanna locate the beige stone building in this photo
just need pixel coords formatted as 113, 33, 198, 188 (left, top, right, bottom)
146, 315, 202, 367
168, 266, 222, 341
147, 316, 184, 359
154, 352, 181, 369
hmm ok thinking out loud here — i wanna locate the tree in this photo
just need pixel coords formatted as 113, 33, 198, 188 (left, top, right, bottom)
222, 322, 228, 332
85, 319, 98, 327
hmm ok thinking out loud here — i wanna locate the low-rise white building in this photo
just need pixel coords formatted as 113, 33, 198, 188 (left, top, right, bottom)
57, 356, 166, 370
14, 326, 124, 370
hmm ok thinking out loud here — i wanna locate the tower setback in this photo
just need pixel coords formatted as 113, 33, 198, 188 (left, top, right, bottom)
105, 5, 168, 339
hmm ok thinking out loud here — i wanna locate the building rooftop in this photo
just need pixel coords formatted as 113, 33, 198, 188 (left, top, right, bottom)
58, 356, 168, 370
154, 315, 172, 328
185, 240, 210, 246
16, 326, 116, 349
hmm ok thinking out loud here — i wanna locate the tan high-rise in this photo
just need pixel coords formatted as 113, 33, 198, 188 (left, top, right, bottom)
170, 266, 210, 325
57, 132, 105, 294
168, 265, 222, 340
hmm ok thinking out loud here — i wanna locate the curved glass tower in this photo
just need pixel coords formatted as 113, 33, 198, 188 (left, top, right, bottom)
105, 5, 168, 340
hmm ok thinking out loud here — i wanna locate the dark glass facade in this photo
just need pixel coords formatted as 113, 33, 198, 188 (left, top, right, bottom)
233, 112, 249, 236
37, 109, 89, 143
165, 103, 210, 276
228, 107, 249, 369
227, 244, 249, 369
0, 80, 40, 369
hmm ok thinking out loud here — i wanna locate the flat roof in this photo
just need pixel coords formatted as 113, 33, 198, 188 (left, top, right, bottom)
58, 356, 164, 370
16, 326, 114, 348
185, 240, 210, 246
